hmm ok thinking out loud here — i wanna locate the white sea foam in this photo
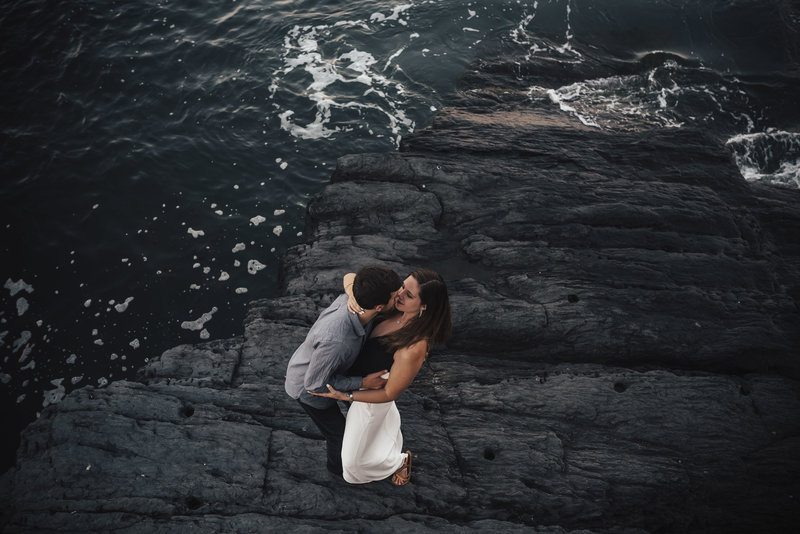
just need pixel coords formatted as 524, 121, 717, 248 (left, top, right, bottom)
98, 377, 108, 387
42, 378, 66, 408
250, 215, 266, 226
66, 353, 77, 364
272, 15, 416, 146
529, 61, 752, 133
4, 278, 34, 296
273, 208, 285, 216
510, 0, 581, 61
1, 373, 11, 384
235, 287, 248, 294
383, 46, 406, 71
180, 307, 218, 331
114, 296, 134, 313
71, 375, 83, 385
232, 242, 246, 253
219, 271, 230, 281
200, 329, 210, 340
17, 297, 29, 316
370, 4, 412, 24
83, 299, 92, 308
725, 130, 800, 187
130, 338, 140, 349
187, 228, 205, 238
556, 1, 580, 57
247, 259, 266, 274
273, 225, 283, 236
12, 331, 32, 352
18, 343, 33, 363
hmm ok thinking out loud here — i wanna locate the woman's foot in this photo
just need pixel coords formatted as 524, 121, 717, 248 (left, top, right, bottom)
392, 450, 412, 486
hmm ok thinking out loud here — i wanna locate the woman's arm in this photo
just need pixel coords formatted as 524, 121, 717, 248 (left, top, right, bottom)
311, 340, 427, 403
343, 272, 362, 314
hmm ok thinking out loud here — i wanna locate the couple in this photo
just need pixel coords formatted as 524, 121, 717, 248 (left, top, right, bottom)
284, 266, 452, 485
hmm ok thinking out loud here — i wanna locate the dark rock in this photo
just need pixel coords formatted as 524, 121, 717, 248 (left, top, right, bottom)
2, 45, 799, 533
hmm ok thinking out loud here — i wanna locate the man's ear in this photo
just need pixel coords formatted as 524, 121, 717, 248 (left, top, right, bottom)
374, 304, 383, 312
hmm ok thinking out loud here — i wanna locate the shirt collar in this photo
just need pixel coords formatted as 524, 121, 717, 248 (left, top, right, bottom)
346, 302, 367, 338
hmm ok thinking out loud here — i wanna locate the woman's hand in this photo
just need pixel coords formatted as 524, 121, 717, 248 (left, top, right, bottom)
343, 272, 364, 315
347, 294, 364, 315
308, 384, 349, 402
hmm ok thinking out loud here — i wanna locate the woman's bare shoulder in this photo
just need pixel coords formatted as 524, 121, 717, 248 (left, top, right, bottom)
394, 339, 428, 361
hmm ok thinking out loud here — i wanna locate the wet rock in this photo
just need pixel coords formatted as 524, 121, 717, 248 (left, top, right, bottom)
2, 43, 799, 533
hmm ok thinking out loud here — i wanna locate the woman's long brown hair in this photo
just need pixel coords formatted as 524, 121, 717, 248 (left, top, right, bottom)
381, 268, 452, 353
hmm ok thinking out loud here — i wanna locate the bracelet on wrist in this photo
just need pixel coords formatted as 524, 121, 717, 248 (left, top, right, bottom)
348, 391, 354, 401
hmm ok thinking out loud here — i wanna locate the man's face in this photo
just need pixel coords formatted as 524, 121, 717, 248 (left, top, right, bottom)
382, 289, 400, 313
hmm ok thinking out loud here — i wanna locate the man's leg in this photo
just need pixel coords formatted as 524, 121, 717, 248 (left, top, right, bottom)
298, 400, 346, 476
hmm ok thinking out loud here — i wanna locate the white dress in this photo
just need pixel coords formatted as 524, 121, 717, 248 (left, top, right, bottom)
341, 400, 407, 484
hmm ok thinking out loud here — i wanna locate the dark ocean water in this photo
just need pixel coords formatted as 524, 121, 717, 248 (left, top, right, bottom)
1, 0, 798, 472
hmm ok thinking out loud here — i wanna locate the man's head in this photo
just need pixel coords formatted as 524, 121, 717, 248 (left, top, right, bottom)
352, 266, 401, 312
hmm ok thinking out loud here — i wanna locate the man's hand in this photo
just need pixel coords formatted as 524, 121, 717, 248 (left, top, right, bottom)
361, 369, 389, 390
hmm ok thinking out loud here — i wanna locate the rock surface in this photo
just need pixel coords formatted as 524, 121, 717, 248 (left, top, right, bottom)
2, 42, 800, 533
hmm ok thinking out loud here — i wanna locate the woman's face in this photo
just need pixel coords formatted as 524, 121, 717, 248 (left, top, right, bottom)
395, 275, 425, 314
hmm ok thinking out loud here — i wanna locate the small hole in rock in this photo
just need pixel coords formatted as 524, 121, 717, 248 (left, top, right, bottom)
180, 404, 195, 418
567, 294, 579, 303
483, 447, 496, 460
185, 496, 203, 510
613, 382, 628, 393
739, 384, 751, 396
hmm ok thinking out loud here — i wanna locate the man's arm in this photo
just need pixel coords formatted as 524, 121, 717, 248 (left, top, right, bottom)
303, 340, 362, 394
330, 369, 387, 392
310, 340, 426, 404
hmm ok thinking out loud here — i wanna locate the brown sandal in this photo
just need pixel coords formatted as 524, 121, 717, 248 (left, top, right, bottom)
392, 450, 412, 486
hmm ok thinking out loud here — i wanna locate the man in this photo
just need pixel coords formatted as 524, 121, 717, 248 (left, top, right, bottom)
285, 266, 401, 476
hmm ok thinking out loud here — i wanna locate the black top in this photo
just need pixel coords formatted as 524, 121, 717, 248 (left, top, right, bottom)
347, 335, 394, 377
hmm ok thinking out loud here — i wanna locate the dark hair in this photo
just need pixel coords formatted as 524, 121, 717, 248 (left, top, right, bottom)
382, 268, 452, 352
352, 266, 401, 310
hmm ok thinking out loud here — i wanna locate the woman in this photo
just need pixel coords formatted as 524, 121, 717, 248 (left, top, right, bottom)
310, 268, 451, 485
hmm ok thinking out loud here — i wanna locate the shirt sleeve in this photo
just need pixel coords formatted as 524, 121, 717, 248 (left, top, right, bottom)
304, 340, 362, 394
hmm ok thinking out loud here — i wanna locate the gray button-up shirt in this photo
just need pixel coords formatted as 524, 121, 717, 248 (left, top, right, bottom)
284, 294, 369, 409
